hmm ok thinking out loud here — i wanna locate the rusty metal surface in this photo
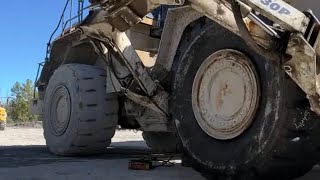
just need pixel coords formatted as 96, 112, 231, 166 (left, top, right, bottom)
244, 18, 273, 49
284, 34, 316, 96
192, 49, 260, 140
283, 33, 320, 115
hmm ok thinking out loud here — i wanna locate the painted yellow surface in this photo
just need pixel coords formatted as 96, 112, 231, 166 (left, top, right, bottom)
0, 107, 7, 122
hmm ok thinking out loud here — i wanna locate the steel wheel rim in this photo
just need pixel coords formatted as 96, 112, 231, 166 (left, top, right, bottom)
192, 49, 260, 140
50, 85, 71, 136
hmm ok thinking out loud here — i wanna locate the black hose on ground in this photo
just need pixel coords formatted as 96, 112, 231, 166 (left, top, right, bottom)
230, 0, 280, 61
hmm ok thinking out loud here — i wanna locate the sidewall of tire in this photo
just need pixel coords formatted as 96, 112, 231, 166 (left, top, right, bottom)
44, 66, 83, 154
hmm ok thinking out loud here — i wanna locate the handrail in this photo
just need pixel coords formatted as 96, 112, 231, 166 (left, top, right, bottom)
45, 0, 70, 61
37, 0, 90, 94
45, 0, 87, 62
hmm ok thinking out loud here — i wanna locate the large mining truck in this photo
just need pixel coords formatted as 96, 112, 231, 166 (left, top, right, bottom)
30, 0, 320, 179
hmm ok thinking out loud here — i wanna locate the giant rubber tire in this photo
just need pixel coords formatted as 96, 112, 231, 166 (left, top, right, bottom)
172, 18, 320, 179
43, 64, 118, 156
142, 132, 182, 153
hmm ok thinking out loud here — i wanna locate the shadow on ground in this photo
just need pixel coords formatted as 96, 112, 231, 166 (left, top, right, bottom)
0, 145, 80, 168
0, 141, 180, 169
0, 143, 319, 180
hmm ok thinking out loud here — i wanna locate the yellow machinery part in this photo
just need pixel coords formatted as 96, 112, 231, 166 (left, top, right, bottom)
0, 107, 7, 122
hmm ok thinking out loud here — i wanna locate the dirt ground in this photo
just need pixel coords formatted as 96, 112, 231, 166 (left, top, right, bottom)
0, 127, 204, 180
0, 127, 319, 180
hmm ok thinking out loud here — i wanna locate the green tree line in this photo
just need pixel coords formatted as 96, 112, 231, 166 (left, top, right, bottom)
8, 79, 38, 122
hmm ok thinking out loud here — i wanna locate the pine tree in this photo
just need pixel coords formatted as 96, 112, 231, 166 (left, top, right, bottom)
9, 79, 38, 122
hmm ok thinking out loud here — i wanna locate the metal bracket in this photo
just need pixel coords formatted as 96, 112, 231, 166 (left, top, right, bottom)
284, 34, 317, 96
93, 0, 185, 32
123, 89, 168, 117
283, 12, 320, 115
106, 3, 142, 31
29, 99, 44, 115
284, 33, 320, 115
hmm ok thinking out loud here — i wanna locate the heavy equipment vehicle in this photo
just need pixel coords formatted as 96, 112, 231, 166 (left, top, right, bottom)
30, 0, 320, 179
0, 107, 7, 130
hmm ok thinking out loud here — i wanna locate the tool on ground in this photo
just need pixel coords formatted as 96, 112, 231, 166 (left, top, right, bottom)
129, 155, 175, 170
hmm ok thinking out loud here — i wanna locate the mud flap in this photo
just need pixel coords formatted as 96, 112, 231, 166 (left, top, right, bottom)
29, 99, 43, 115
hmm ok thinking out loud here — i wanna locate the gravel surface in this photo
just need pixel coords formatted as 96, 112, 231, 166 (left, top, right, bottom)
0, 127, 45, 146
0, 127, 146, 146
0, 127, 319, 180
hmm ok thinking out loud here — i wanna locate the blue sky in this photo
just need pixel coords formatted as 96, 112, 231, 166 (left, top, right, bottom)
0, 1, 85, 98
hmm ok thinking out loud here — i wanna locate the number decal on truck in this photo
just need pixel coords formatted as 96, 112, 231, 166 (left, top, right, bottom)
260, 0, 291, 15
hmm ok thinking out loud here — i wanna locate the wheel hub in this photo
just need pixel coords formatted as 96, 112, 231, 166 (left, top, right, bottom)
50, 85, 71, 136
192, 49, 260, 140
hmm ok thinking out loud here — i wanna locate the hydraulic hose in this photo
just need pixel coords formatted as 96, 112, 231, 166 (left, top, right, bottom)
230, 0, 280, 61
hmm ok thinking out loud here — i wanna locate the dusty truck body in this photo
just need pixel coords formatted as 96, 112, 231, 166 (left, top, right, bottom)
31, 0, 320, 179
